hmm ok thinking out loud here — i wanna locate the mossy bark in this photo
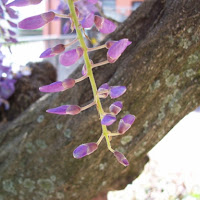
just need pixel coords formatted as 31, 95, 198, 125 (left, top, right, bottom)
0, 0, 200, 199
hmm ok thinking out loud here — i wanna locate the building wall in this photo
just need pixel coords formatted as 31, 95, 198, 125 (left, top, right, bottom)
116, 0, 144, 16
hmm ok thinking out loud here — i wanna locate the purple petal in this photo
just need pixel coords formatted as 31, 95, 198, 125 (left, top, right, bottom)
59, 47, 83, 66
39, 78, 75, 93
101, 114, 116, 126
107, 39, 132, 63
62, 20, 71, 34
110, 86, 126, 99
6, 0, 43, 7
87, 0, 98, 4
40, 44, 65, 58
109, 101, 123, 115
114, 151, 129, 166
118, 114, 136, 134
18, 11, 55, 30
8, 20, 17, 27
46, 105, 81, 115
6, 7, 18, 18
94, 15, 116, 34
97, 83, 110, 98
73, 143, 98, 159
39, 48, 53, 58
81, 13, 94, 28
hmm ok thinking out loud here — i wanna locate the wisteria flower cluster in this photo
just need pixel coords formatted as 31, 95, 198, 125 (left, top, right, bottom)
0, 0, 18, 43
0, 45, 16, 110
0, 1, 19, 110
11, 0, 135, 166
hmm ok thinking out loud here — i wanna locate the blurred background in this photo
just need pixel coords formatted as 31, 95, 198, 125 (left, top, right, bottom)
1, 0, 200, 199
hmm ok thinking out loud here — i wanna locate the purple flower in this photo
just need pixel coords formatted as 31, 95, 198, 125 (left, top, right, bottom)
8, 20, 17, 27
6, 7, 18, 18
39, 78, 75, 93
6, 0, 43, 7
97, 83, 110, 98
114, 151, 129, 166
107, 39, 132, 63
59, 47, 83, 66
118, 114, 136, 134
81, 13, 94, 28
110, 86, 126, 99
73, 143, 98, 159
18, 11, 55, 30
40, 44, 65, 58
62, 20, 71, 34
101, 114, 116, 126
94, 15, 116, 34
109, 101, 123, 115
46, 105, 81, 115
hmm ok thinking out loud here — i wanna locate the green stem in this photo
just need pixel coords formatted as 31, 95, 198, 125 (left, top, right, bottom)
68, 0, 113, 152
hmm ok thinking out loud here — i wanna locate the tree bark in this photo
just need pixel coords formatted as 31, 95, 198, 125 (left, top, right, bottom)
0, 0, 200, 199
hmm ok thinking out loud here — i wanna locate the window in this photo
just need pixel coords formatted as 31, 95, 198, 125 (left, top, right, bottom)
132, 1, 142, 11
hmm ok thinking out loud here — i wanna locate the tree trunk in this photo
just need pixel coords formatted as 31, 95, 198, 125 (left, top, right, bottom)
0, 0, 199, 199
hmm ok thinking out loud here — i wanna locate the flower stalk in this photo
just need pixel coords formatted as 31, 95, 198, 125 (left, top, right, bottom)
67, 0, 113, 152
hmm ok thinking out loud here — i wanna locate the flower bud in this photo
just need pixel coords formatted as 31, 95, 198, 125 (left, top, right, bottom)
46, 105, 81, 115
18, 11, 55, 30
97, 83, 110, 98
114, 151, 129, 166
107, 39, 132, 63
118, 114, 136, 134
94, 15, 116, 34
73, 143, 98, 159
81, 13, 94, 28
82, 60, 93, 76
109, 101, 123, 115
6, 0, 43, 7
59, 47, 83, 66
39, 78, 75, 93
101, 114, 116, 126
40, 44, 65, 58
110, 86, 126, 99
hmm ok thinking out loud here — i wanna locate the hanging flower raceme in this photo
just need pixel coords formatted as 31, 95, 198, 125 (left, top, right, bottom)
18, 0, 135, 167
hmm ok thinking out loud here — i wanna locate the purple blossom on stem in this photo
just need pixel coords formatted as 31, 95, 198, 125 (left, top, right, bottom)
94, 15, 116, 34
59, 47, 83, 66
107, 39, 132, 63
73, 143, 98, 159
40, 44, 65, 58
81, 13, 94, 28
18, 11, 55, 30
114, 151, 129, 166
97, 83, 110, 98
39, 78, 75, 93
46, 105, 81, 115
101, 114, 116, 126
110, 86, 126, 99
109, 101, 123, 115
6, 0, 43, 7
118, 114, 136, 134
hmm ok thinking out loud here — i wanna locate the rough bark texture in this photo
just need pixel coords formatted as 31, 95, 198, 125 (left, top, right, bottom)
0, 0, 200, 199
